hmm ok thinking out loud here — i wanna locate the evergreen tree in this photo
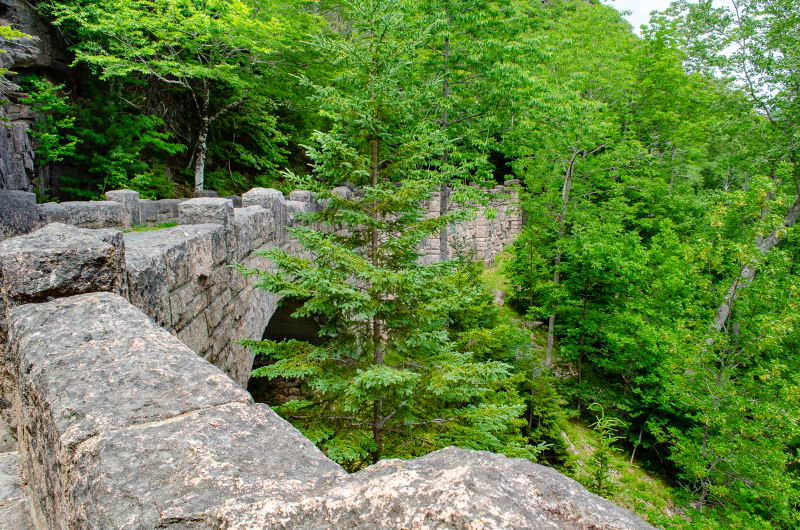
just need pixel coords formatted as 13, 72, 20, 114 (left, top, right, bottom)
239, 0, 536, 470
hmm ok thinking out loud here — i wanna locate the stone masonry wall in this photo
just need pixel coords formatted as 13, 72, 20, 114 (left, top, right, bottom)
420, 181, 523, 265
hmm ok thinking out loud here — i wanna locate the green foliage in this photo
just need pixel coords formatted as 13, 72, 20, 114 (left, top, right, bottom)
20, 77, 79, 167
45, 0, 300, 191
504, 1, 800, 526
123, 221, 178, 233
241, 180, 537, 470
71, 88, 185, 198
239, 0, 541, 471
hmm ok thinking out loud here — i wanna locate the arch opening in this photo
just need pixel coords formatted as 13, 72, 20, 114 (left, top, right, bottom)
246, 297, 324, 405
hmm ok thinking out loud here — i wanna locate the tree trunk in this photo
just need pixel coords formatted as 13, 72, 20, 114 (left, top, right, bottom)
439, 31, 451, 262
711, 192, 800, 335
194, 86, 211, 193
668, 145, 677, 196
194, 117, 209, 192
545, 151, 578, 367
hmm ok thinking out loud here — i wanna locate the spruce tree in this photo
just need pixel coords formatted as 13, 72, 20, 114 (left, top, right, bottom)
239, 0, 535, 470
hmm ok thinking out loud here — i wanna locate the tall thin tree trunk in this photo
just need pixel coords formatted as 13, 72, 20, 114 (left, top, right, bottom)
668, 145, 676, 196
368, 21, 384, 462
439, 29, 451, 262
545, 150, 578, 367
194, 118, 209, 192
194, 86, 211, 192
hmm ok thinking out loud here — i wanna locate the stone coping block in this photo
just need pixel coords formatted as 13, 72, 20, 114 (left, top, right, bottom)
6, 292, 651, 529
225, 194, 243, 208
241, 188, 287, 246
138, 198, 184, 225
288, 189, 313, 203
233, 206, 272, 260
241, 187, 284, 210
74, 402, 343, 528
104, 189, 140, 227
39, 200, 125, 229
124, 224, 226, 327
0, 190, 40, 241
7, 292, 342, 528
0, 223, 126, 337
179, 197, 234, 229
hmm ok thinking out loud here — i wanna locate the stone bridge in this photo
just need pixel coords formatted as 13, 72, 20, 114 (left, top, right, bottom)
1, 184, 524, 384
0, 186, 653, 528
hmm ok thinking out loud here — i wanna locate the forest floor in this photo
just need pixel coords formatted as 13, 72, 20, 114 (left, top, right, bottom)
563, 418, 684, 528
481, 251, 684, 529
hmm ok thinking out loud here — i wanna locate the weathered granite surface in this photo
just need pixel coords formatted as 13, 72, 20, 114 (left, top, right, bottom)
138, 198, 184, 225
0, 451, 30, 529
0, 190, 39, 240
217, 447, 652, 529
38, 200, 126, 230
0, 223, 126, 336
104, 189, 141, 227
7, 292, 342, 529
123, 220, 278, 386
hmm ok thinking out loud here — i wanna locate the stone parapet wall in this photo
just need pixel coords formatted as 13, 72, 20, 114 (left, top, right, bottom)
6, 292, 343, 529
0, 190, 189, 239
420, 182, 523, 265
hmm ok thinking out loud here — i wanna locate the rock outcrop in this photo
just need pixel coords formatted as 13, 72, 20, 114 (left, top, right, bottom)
1, 0, 71, 192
